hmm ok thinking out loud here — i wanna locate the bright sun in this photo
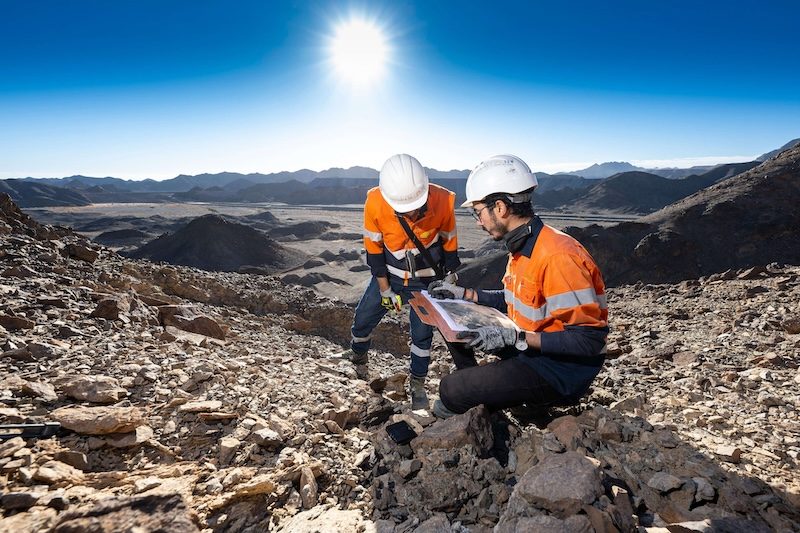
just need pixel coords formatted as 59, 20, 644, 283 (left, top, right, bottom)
330, 19, 388, 85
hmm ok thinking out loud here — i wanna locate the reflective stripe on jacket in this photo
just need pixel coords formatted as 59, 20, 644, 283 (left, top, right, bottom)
363, 184, 459, 282
504, 221, 608, 333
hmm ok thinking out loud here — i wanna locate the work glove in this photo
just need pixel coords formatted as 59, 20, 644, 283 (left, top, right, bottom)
457, 326, 517, 353
427, 272, 466, 300
380, 288, 403, 312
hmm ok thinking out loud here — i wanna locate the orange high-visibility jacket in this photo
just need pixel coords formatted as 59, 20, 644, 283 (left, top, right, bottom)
503, 223, 608, 333
363, 184, 459, 282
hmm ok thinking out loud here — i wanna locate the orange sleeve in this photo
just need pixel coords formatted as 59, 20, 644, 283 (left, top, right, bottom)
541, 253, 607, 329
441, 191, 458, 252
363, 194, 384, 255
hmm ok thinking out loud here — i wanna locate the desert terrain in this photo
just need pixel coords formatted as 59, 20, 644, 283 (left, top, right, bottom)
1, 190, 799, 532
25, 202, 635, 304
3, 145, 800, 532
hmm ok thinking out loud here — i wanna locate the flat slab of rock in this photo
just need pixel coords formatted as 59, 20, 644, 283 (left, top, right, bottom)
0, 314, 35, 330
276, 505, 370, 533
179, 400, 223, 413
51, 406, 145, 435
33, 460, 85, 485
52, 493, 198, 533
60, 375, 127, 403
496, 514, 593, 533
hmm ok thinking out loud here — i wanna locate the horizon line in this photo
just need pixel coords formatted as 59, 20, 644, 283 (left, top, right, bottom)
0, 154, 762, 182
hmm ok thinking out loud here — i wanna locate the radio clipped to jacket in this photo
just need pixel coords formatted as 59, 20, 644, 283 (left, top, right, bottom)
404, 249, 438, 279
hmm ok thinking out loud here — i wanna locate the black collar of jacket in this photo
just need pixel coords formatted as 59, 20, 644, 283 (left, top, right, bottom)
503, 216, 543, 257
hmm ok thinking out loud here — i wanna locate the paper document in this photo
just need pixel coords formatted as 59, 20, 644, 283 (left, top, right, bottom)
416, 290, 519, 333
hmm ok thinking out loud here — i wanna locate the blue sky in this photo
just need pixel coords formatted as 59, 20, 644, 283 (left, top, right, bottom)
1, 0, 798, 179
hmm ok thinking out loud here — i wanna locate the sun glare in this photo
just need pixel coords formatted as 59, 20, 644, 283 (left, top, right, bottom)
330, 19, 388, 86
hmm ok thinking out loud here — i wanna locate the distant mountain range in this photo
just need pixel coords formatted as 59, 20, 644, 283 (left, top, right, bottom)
561, 138, 800, 179
557, 161, 722, 180
568, 162, 760, 214
6, 138, 799, 213
458, 142, 800, 289
0, 179, 91, 208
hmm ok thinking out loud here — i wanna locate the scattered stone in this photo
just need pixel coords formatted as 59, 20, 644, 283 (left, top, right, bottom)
134, 477, 163, 493
299, 466, 318, 509
2, 375, 58, 402
505, 451, 603, 516
89, 298, 128, 320
411, 405, 493, 456
715, 445, 743, 464
693, 477, 716, 503
610, 393, 647, 414
105, 425, 154, 448
1, 491, 43, 511
54, 451, 90, 471
33, 460, 85, 485
276, 505, 369, 532
0, 436, 26, 458
64, 243, 99, 263
51, 406, 145, 435
60, 375, 127, 403
672, 351, 699, 366
253, 428, 283, 449
783, 318, 800, 334
398, 458, 422, 479
218, 436, 241, 465
548, 415, 583, 450
647, 472, 684, 493
179, 400, 223, 413
0, 314, 35, 330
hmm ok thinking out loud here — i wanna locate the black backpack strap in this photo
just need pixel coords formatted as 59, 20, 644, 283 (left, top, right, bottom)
395, 213, 445, 279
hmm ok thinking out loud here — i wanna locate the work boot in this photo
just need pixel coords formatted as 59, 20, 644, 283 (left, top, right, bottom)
409, 375, 429, 411
330, 348, 368, 365
353, 364, 369, 381
432, 399, 458, 419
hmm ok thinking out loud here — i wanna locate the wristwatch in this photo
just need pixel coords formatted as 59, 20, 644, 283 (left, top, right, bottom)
515, 330, 528, 351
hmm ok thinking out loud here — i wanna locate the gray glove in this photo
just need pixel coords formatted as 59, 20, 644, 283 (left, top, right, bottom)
427, 279, 466, 300
457, 326, 517, 353
380, 288, 402, 312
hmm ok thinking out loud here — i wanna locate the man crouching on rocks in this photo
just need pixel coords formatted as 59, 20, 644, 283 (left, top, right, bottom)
427, 155, 608, 418
334, 154, 460, 411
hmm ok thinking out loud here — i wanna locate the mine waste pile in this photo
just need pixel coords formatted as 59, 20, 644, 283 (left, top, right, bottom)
1, 191, 799, 532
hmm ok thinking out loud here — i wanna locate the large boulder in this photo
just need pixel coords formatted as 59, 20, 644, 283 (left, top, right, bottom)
411, 405, 494, 457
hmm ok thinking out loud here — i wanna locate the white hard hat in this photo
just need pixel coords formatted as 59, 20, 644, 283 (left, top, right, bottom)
379, 154, 429, 212
461, 154, 538, 208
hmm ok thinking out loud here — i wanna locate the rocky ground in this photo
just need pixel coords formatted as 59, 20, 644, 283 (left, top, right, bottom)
1, 192, 799, 532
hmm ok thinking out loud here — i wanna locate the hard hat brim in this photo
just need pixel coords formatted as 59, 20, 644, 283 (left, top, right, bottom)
385, 187, 429, 213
